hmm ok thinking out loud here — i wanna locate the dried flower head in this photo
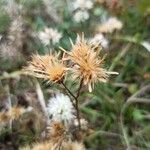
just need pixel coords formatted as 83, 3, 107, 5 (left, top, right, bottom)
20, 142, 55, 150
74, 118, 88, 130
73, 0, 93, 10
47, 93, 75, 124
90, 33, 109, 49
24, 54, 66, 83
31, 142, 54, 150
38, 27, 62, 45
8, 106, 26, 120
95, 0, 105, 4
0, 112, 10, 123
97, 17, 123, 33
0, 106, 32, 125
64, 141, 86, 150
61, 34, 118, 92
8, 106, 33, 120
46, 122, 66, 144
73, 10, 89, 23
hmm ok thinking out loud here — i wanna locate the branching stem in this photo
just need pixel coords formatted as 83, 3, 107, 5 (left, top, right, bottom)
61, 79, 83, 130
61, 81, 76, 108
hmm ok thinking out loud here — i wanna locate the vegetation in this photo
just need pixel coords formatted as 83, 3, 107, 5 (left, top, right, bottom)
0, 0, 149, 149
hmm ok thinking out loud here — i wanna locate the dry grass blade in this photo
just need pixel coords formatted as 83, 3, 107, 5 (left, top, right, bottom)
35, 79, 49, 120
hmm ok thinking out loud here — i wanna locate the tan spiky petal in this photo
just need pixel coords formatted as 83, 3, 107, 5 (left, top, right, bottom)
24, 54, 67, 83
64, 141, 86, 150
31, 142, 54, 150
20, 142, 54, 150
61, 34, 118, 92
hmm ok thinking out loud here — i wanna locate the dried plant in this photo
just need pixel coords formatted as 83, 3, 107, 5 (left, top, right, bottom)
38, 27, 62, 45
0, 0, 148, 149
97, 17, 123, 33
60, 34, 118, 92
22, 33, 118, 149
20, 142, 54, 150
47, 93, 75, 125
24, 54, 67, 83
0, 106, 32, 129
64, 141, 86, 150
46, 122, 66, 145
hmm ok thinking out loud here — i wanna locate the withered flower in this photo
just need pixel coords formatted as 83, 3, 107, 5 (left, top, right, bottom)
24, 53, 67, 83
64, 141, 86, 150
0, 106, 32, 124
60, 34, 118, 92
20, 142, 54, 150
46, 122, 66, 144
0, 112, 10, 123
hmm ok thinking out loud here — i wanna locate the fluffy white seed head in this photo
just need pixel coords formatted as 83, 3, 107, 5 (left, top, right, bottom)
73, 10, 89, 23
73, 0, 93, 10
90, 33, 109, 49
98, 17, 123, 33
47, 93, 75, 125
38, 27, 62, 45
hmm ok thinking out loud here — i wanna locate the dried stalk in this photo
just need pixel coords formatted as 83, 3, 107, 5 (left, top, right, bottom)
35, 79, 49, 121
61, 80, 84, 130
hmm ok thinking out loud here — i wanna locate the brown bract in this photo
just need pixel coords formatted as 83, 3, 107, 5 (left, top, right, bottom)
24, 54, 67, 83
47, 122, 66, 144
0, 106, 27, 123
60, 34, 118, 92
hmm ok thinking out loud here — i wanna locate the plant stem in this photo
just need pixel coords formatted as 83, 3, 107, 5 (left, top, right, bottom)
61, 81, 82, 129
75, 98, 81, 129
76, 78, 83, 99
6, 85, 12, 131
75, 79, 83, 129
61, 81, 76, 108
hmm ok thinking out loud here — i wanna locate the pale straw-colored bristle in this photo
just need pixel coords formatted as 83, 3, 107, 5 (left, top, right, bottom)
24, 54, 67, 83
60, 33, 118, 92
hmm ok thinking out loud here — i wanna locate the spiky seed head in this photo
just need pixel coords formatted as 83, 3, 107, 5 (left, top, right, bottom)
24, 54, 67, 83
61, 34, 118, 92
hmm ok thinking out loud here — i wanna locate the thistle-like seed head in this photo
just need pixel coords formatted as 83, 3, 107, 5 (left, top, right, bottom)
24, 54, 67, 83
61, 33, 118, 92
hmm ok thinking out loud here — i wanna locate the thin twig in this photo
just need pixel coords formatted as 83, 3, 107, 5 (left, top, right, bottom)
76, 78, 83, 99
61, 81, 81, 129
128, 84, 150, 101
75, 98, 81, 129
87, 130, 123, 140
75, 79, 83, 129
126, 98, 150, 105
61, 81, 76, 108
